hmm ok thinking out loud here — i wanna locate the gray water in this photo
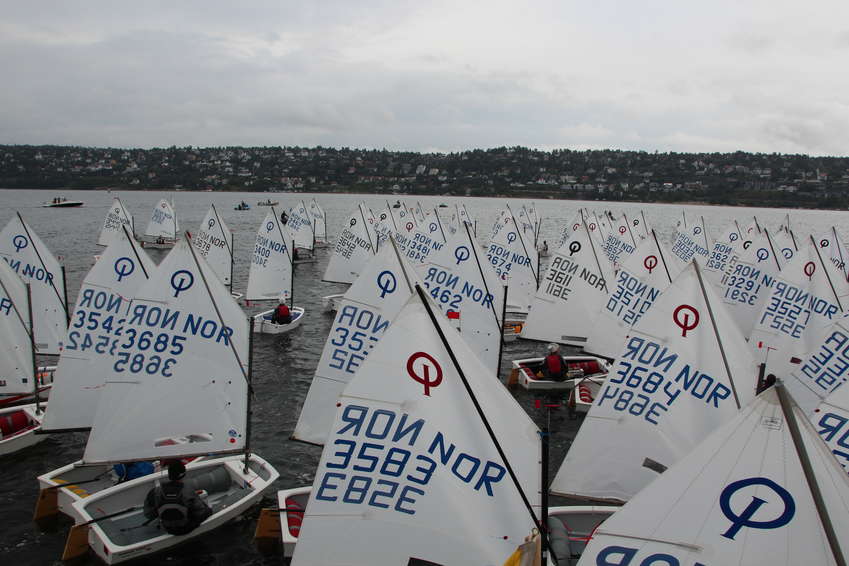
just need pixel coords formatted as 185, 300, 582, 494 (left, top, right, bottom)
0, 189, 844, 565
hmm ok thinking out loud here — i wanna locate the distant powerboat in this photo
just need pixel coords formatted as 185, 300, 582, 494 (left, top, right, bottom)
257, 199, 279, 206
235, 202, 251, 210
42, 197, 83, 208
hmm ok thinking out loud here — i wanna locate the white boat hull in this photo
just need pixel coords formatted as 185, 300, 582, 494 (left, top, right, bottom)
508, 356, 609, 390
74, 454, 278, 565
0, 403, 46, 456
276, 486, 311, 557
139, 239, 177, 250
0, 365, 56, 408
37, 461, 116, 522
252, 306, 305, 334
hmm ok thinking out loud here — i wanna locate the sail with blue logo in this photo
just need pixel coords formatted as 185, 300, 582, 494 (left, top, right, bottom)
522, 220, 614, 346
0, 212, 68, 355
41, 228, 155, 432
415, 224, 504, 374
143, 198, 178, 240
716, 228, 783, 338
577, 385, 849, 566
246, 208, 294, 302
323, 203, 377, 284
82, 237, 249, 463
669, 214, 712, 265
97, 196, 134, 247
600, 213, 639, 271
291, 289, 540, 566
287, 200, 315, 252
193, 205, 233, 288
552, 261, 758, 502
584, 230, 685, 360
293, 239, 424, 445
394, 209, 447, 265
0, 254, 34, 396
486, 207, 538, 314
749, 235, 849, 381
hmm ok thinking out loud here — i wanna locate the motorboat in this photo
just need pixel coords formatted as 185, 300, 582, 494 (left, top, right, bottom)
507, 355, 609, 390
42, 197, 83, 208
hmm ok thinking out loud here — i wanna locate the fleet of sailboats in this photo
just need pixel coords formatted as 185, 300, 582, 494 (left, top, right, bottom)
4, 194, 849, 565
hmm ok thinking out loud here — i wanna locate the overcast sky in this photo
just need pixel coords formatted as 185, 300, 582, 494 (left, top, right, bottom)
2, 1, 848, 155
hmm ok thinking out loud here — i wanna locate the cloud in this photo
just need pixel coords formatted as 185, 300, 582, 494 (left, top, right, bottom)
1, 1, 848, 155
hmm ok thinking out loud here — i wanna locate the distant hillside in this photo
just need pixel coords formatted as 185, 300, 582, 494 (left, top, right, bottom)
2, 144, 848, 209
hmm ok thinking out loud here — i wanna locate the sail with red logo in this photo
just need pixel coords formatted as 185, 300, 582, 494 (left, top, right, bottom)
552, 261, 758, 503
292, 287, 540, 565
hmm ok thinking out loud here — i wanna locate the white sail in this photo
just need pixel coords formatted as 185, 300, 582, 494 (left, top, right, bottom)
288, 201, 315, 251
246, 209, 294, 302
772, 228, 800, 269
521, 223, 614, 346
457, 203, 475, 236
600, 213, 638, 270
193, 205, 233, 287
486, 208, 538, 312
816, 227, 849, 282
143, 198, 178, 240
749, 236, 849, 380
578, 386, 849, 566
97, 197, 134, 247
782, 318, 849, 417
669, 215, 711, 265
292, 291, 540, 566
557, 209, 586, 249
323, 203, 377, 284
0, 213, 67, 355
42, 230, 156, 431
82, 238, 249, 463
0, 257, 34, 395
716, 229, 783, 338
394, 213, 447, 265
552, 261, 758, 502
308, 199, 327, 243
584, 231, 685, 359
716, 219, 743, 247
416, 225, 504, 374
293, 241, 423, 445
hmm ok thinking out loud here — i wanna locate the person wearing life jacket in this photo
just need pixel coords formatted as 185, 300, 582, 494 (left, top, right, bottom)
143, 461, 212, 536
542, 343, 567, 382
272, 302, 291, 325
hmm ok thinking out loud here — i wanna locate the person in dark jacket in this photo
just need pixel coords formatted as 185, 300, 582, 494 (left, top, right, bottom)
542, 343, 567, 382
143, 461, 212, 535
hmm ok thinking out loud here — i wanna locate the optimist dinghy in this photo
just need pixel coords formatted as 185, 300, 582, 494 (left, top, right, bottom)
139, 199, 179, 249
246, 208, 304, 334
62, 238, 278, 564
508, 355, 609, 391
37, 228, 157, 521
0, 253, 48, 455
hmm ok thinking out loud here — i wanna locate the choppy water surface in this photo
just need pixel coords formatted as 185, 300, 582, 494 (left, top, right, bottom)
0, 190, 844, 565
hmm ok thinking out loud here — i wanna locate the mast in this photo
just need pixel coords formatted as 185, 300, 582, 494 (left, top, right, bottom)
245, 315, 255, 473
776, 384, 846, 566
414, 284, 550, 554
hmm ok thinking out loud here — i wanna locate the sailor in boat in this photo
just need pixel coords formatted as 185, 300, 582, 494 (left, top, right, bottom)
280, 211, 289, 224
542, 240, 549, 254
156, 236, 165, 245
143, 461, 212, 536
272, 302, 292, 325
543, 343, 567, 382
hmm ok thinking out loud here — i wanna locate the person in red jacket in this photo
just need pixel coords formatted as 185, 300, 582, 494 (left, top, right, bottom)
542, 343, 567, 382
272, 302, 292, 324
